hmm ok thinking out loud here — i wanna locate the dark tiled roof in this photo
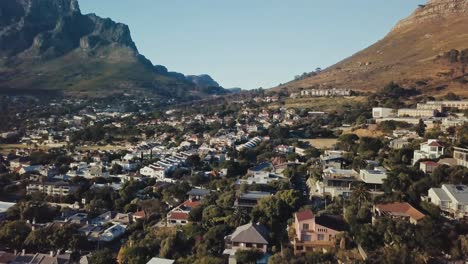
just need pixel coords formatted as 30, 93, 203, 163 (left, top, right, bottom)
315, 215, 347, 232
231, 223, 269, 244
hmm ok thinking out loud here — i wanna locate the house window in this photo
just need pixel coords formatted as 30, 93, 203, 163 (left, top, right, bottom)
318, 234, 324, 241
296, 246, 303, 251
246, 243, 252, 248
303, 223, 309, 230
233, 242, 240, 247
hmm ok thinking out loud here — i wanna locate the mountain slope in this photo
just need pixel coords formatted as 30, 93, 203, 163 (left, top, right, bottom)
0, 0, 225, 98
277, 0, 468, 97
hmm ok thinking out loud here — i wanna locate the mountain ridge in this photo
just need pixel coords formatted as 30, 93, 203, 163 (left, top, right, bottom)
276, 0, 468, 97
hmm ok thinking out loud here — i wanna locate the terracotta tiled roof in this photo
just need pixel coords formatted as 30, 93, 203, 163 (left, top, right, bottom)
183, 200, 201, 208
168, 212, 189, 221
375, 202, 425, 221
133, 210, 146, 218
428, 141, 444, 147
295, 209, 314, 221
421, 161, 439, 166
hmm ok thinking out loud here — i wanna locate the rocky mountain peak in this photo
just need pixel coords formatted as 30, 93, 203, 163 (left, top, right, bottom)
0, 0, 137, 59
392, 0, 468, 31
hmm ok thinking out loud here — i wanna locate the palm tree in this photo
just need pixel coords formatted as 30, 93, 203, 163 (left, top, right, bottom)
351, 183, 371, 208
229, 208, 250, 227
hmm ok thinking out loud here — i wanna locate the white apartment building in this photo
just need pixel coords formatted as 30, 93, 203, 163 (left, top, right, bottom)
27, 182, 78, 196
397, 109, 436, 118
372, 108, 394, 119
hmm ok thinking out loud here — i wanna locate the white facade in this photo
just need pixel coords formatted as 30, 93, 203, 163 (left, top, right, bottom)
236, 171, 285, 185
454, 147, 468, 168
413, 139, 445, 165
359, 167, 387, 185
315, 169, 359, 198
372, 108, 394, 119
397, 109, 436, 118
99, 224, 127, 242
428, 184, 468, 218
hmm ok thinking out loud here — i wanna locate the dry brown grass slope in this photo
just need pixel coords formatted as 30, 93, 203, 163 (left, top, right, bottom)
276, 0, 468, 97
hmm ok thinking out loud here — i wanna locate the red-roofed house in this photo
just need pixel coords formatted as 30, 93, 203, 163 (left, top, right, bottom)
166, 199, 202, 226
292, 209, 346, 255
132, 210, 146, 221
373, 202, 425, 225
413, 139, 445, 165
420, 161, 440, 174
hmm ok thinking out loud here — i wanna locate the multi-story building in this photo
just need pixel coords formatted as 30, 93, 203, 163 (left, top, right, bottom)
315, 169, 359, 198
454, 147, 468, 168
422, 101, 468, 111
397, 108, 436, 118
300, 88, 351, 97
372, 107, 394, 119
416, 103, 443, 112
413, 139, 445, 165
292, 209, 345, 255
427, 184, 468, 218
359, 167, 387, 192
234, 191, 271, 208
27, 181, 78, 196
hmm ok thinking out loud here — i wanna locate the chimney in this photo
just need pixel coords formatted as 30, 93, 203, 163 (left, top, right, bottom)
50, 251, 54, 257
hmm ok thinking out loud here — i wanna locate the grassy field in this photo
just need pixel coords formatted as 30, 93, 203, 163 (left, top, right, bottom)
0, 143, 129, 155
269, 96, 366, 110
299, 138, 338, 149
0, 143, 65, 155
76, 145, 130, 151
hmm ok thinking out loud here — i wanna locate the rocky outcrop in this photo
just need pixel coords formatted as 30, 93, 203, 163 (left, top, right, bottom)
393, 0, 468, 31
0, 0, 224, 98
0, 0, 137, 59
187, 74, 220, 88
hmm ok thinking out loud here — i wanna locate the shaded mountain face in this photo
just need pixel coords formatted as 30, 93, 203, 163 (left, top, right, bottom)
277, 0, 468, 97
186, 75, 220, 88
0, 0, 224, 98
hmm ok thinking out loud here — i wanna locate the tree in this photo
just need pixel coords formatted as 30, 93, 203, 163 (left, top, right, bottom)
416, 119, 426, 137
89, 249, 118, 264
0, 220, 31, 249
109, 164, 123, 175
235, 249, 263, 264
351, 183, 371, 208
228, 208, 250, 228
337, 134, 359, 152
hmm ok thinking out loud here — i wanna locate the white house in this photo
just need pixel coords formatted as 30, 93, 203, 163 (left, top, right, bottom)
427, 184, 468, 218
413, 139, 445, 165
139, 165, 166, 179
454, 147, 468, 168
315, 169, 359, 198
359, 167, 387, 191
236, 171, 285, 185
99, 224, 127, 242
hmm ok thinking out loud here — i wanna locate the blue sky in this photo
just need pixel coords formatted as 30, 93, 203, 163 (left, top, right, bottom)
79, 0, 421, 89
